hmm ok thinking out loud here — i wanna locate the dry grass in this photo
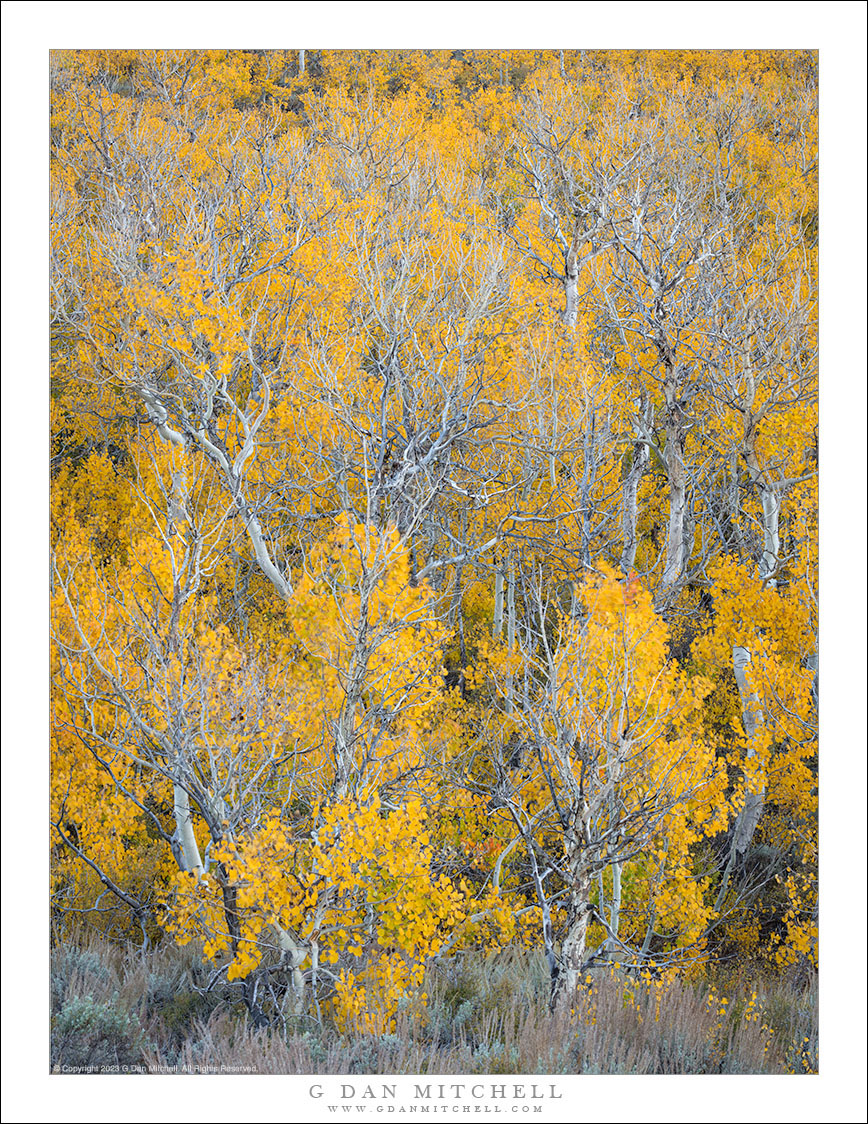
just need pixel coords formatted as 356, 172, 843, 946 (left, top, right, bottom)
50, 936, 818, 1075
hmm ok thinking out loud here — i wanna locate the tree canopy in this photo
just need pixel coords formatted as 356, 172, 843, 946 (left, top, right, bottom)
50, 48, 818, 1026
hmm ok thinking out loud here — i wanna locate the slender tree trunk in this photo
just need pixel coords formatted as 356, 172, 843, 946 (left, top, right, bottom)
334, 588, 371, 797
563, 228, 581, 327
142, 391, 294, 603
744, 445, 781, 587
548, 387, 559, 491
730, 645, 765, 856
805, 650, 819, 711
451, 508, 468, 696
609, 859, 622, 952
273, 924, 309, 1015
716, 644, 766, 908
493, 566, 505, 639
603, 737, 625, 960
524, 835, 558, 998
553, 811, 592, 1007
620, 397, 650, 573
681, 489, 695, 576
505, 555, 516, 713
661, 435, 687, 588
555, 875, 592, 1006
727, 447, 745, 555
577, 403, 600, 569
716, 408, 780, 905
234, 497, 293, 600
660, 366, 689, 591
557, 905, 591, 1004
172, 781, 203, 876
741, 330, 780, 587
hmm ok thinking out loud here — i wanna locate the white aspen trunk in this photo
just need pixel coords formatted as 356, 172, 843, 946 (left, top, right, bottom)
525, 834, 559, 993
742, 333, 780, 588
731, 645, 765, 856
241, 506, 293, 600
333, 586, 372, 798
334, 447, 352, 515
173, 782, 203, 876
141, 391, 186, 447
273, 924, 308, 1015
493, 567, 505, 639
661, 436, 686, 588
805, 650, 819, 711
620, 405, 650, 573
448, 561, 462, 627
753, 475, 780, 587
578, 412, 596, 568
298, 50, 305, 76
728, 447, 744, 554
563, 230, 580, 327
554, 831, 592, 1007
549, 388, 559, 491
557, 907, 590, 1005
759, 486, 779, 586
168, 469, 189, 537
744, 422, 780, 586
641, 907, 656, 958
609, 859, 622, 952
620, 459, 642, 573
716, 416, 781, 907
142, 389, 293, 603
681, 493, 695, 576
451, 511, 469, 694
716, 645, 766, 910
716, 416, 783, 909
662, 462, 686, 587
505, 556, 516, 714
654, 351, 691, 593
603, 737, 625, 960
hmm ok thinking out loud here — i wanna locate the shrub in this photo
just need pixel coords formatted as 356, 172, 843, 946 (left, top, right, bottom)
51, 994, 145, 1070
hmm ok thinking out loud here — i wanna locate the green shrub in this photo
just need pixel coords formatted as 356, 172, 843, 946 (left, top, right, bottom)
51, 993, 146, 1070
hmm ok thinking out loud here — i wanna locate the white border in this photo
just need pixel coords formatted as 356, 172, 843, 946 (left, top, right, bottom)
3, 4, 865, 1122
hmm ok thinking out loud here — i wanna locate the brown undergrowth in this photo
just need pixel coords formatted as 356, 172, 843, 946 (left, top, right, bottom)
50, 935, 817, 1075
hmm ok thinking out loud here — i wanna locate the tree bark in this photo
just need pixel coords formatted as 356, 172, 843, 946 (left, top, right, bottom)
552, 807, 592, 1008
620, 397, 651, 574
493, 566, 505, 639
505, 555, 516, 713
333, 576, 374, 799
661, 382, 688, 590
563, 228, 581, 328
716, 644, 766, 909
805, 650, 819, 712
730, 644, 765, 857
172, 781, 204, 876
744, 440, 781, 587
